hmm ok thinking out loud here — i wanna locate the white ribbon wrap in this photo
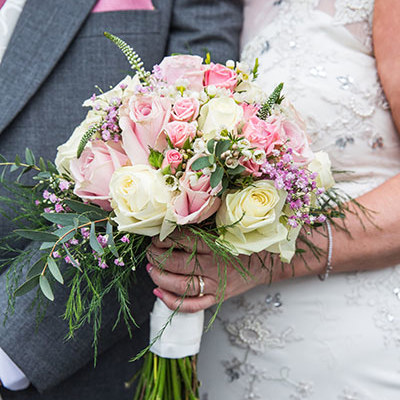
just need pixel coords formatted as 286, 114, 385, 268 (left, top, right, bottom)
149, 298, 204, 359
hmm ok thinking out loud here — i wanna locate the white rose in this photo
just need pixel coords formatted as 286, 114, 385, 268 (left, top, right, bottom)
235, 81, 266, 104
110, 165, 171, 236
198, 97, 243, 139
55, 110, 102, 175
308, 151, 335, 190
216, 180, 289, 257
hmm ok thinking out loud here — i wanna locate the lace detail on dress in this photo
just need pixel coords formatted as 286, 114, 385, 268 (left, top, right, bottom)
346, 267, 400, 349
333, 0, 375, 50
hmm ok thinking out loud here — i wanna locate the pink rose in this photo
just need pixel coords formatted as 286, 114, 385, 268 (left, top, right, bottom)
173, 156, 221, 225
241, 103, 259, 122
239, 157, 262, 177
242, 116, 282, 154
70, 141, 129, 211
158, 55, 205, 91
165, 121, 196, 148
267, 111, 313, 165
161, 149, 183, 173
204, 63, 237, 90
120, 95, 171, 165
278, 117, 314, 165
171, 97, 200, 122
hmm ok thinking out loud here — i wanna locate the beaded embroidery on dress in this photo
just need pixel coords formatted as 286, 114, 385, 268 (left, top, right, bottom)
198, 1, 400, 399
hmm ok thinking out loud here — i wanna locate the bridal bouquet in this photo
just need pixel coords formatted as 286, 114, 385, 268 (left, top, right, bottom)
0, 33, 345, 399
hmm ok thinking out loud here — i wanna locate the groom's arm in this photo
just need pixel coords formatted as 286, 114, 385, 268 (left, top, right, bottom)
167, 0, 243, 62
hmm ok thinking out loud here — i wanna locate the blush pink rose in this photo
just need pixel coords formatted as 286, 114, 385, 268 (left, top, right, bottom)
242, 116, 282, 154
120, 95, 171, 165
268, 113, 313, 165
158, 55, 205, 91
171, 97, 200, 122
241, 103, 259, 122
161, 149, 183, 173
165, 121, 196, 148
70, 141, 129, 211
173, 156, 221, 225
204, 63, 237, 90
239, 157, 262, 177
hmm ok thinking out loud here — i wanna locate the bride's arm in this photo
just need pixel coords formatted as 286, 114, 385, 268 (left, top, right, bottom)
374, 0, 400, 132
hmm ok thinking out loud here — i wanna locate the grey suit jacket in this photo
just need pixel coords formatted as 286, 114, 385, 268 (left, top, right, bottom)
0, 0, 243, 399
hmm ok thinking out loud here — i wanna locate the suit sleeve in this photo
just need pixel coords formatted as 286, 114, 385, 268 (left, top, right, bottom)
0, 243, 154, 393
166, 0, 243, 63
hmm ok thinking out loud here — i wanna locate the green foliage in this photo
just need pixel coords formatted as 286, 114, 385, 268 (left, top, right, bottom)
148, 148, 164, 169
104, 32, 151, 85
76, 123, 102, 159
257, 82, 285, 120
14, 274, 40, 297
191, 156, 212, 171
210, 166, 224, 188
252, 57, 260, 79
39, 275, 54, 301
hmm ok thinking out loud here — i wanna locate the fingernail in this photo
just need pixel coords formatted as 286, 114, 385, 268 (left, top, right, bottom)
146, 263, 153, 273
153, 288, 163, 299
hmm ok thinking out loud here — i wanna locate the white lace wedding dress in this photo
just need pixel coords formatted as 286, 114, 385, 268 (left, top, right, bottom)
197, 1, 400, 399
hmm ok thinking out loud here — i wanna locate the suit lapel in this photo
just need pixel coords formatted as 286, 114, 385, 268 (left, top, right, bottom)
0, 0, 97, 134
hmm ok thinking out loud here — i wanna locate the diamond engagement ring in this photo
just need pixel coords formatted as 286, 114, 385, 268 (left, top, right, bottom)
198, 275, 205, 297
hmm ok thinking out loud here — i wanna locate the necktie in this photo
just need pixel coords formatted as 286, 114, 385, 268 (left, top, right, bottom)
0, 0, 6, 9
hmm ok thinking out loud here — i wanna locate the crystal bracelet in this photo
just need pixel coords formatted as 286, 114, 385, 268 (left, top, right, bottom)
318, 219, 333, 281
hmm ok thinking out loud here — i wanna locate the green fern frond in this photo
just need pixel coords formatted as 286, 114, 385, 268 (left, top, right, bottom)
104, 32, 151, 85
257, 82, 285, 120
77, 123, 102, 159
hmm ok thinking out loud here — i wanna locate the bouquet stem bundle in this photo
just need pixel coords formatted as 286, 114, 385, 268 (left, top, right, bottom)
131, 354, 199, 400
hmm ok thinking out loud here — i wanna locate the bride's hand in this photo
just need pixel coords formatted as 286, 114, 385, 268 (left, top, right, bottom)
146, 233, 278, 313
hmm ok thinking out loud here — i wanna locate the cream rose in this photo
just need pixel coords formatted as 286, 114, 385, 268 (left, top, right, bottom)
308, 151, 335, 190
216, 180, 288, 256
110, 165, 171, 236
198, 97, 243, 139
55, 110, 102, 175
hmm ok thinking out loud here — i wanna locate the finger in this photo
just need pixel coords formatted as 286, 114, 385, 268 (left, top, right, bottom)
147, 246, 206, 275
152, 232, 212, 254
153, 288, 216, 313
147, 264, 215, 296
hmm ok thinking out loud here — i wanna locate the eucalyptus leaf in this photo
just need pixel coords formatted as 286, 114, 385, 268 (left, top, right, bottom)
106, 221, 119, 258
64, 200, 108, 218
27, 258, 46, 279
90, 222, 104, 255
14, 275, 40, 297
15, 229, 59, 242
228, 165, 246, 175
40, 242, 55, 250
191, 156, 212, 171
207, 139, 216, 154
42, 212, 90, 226
0, 154, 6, 162
40, 275, 54, 301
210, 166, 224, 188
215, 140, 231, 158
47, 257, 64, 284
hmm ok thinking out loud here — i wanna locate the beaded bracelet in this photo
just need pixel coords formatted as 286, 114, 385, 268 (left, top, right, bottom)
318, 219, 333, 281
